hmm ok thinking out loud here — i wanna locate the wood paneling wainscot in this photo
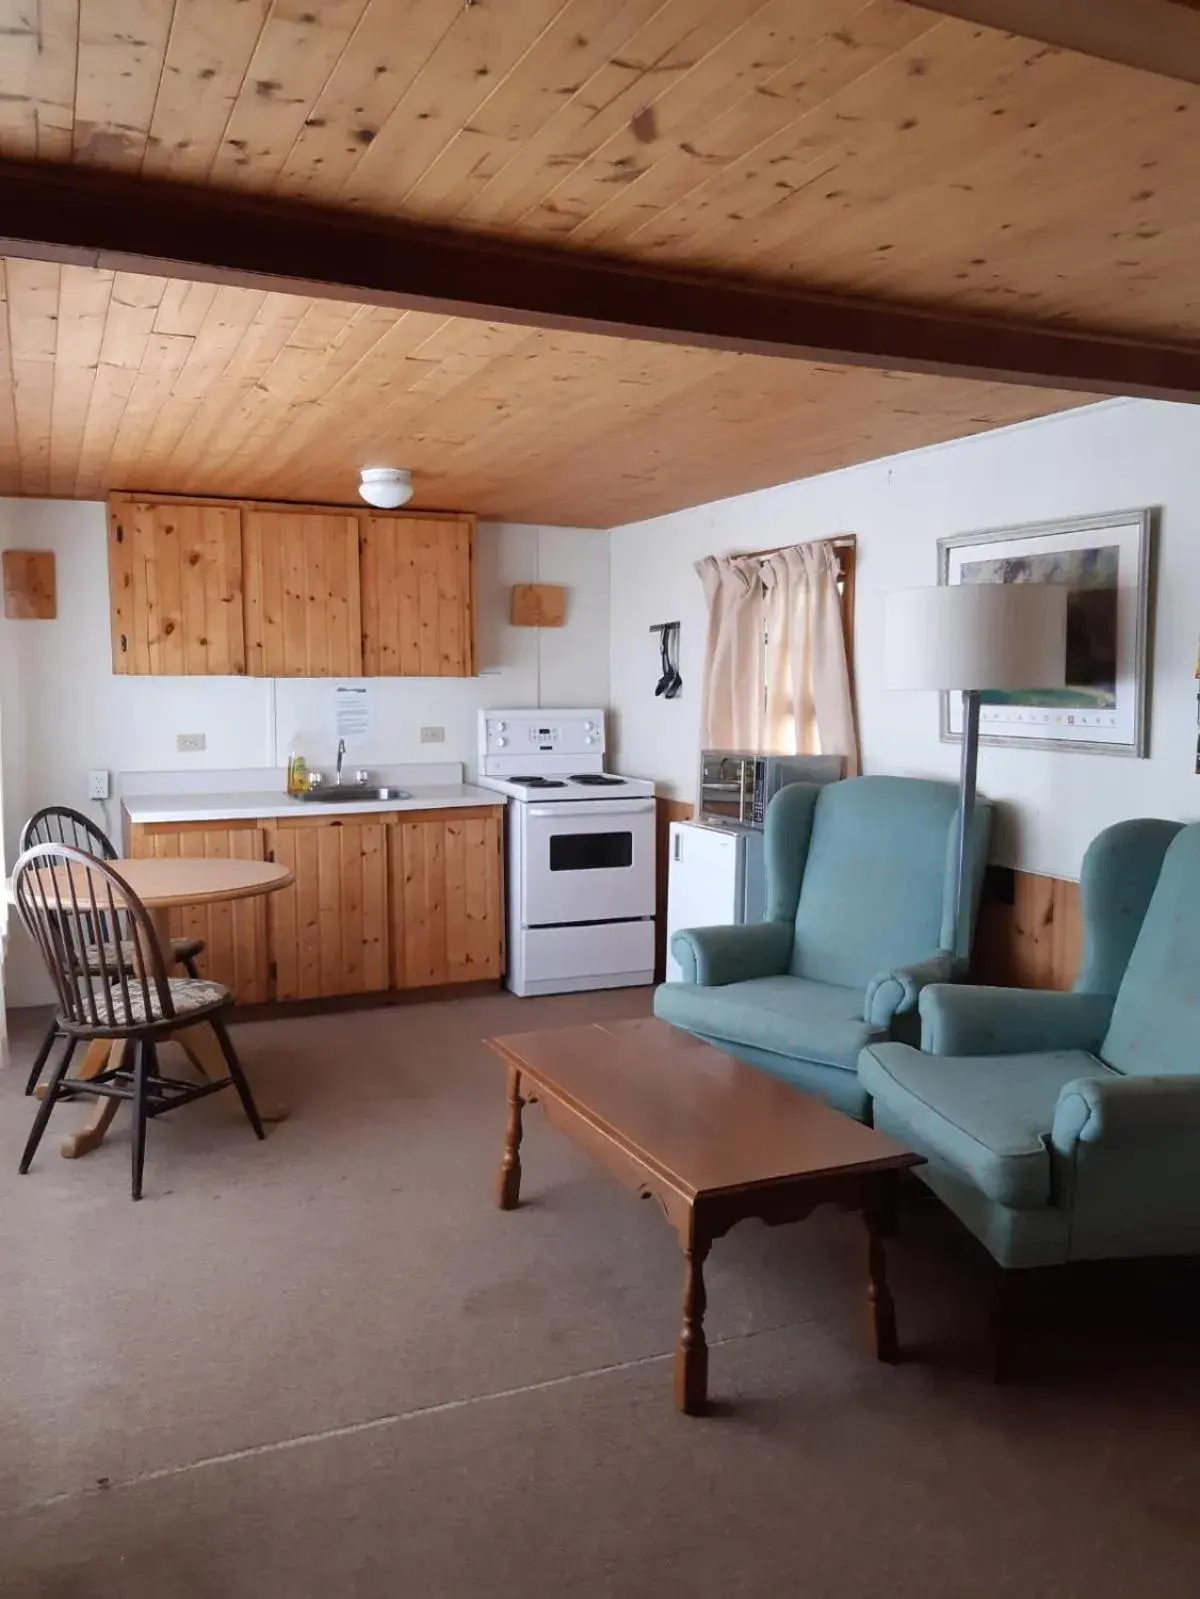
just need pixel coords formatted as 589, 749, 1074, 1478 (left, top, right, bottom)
265, 816, 389, 1000
360, 514, 475, 677
243, 508, 362, 678
127, 821, 269, 1002
391, 810, 504, 988
972, 871, 1082, 992
108, 496, 245, 674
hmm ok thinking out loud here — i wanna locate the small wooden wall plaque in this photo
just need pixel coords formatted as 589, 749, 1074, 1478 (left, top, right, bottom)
3, 550, 56, 619
510, 583, 566, 628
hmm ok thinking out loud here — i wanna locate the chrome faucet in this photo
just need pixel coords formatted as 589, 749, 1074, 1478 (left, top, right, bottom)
335, 738, 347, 786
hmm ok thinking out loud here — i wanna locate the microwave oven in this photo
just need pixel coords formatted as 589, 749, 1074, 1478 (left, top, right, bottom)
698, 751, 843, 829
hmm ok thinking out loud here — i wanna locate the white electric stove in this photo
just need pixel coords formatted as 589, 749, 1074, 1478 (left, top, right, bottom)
477, 709, 656, 996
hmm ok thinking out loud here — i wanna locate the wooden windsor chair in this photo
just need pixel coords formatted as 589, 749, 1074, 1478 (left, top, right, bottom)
18, 806, 206, 1096
12, 843, 264, 1200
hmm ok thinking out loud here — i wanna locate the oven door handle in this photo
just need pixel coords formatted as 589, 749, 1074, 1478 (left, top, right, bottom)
523, 800, 655, 818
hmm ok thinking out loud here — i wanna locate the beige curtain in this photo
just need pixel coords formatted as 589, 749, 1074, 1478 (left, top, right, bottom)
696, 540, 859, 771
694, 555, 764, 749
761, 542, 859, 772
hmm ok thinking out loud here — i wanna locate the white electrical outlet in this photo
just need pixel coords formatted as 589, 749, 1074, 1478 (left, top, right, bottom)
420, 726, 445, 744
88, 769, 110, 801
176, 733, 206, 753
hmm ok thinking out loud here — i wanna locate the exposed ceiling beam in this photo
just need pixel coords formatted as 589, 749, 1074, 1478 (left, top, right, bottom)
0, 158, 1198, 403
908, 0, 1200, 88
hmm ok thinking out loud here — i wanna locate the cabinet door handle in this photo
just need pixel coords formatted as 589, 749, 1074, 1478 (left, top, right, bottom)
673, 834, 681, 862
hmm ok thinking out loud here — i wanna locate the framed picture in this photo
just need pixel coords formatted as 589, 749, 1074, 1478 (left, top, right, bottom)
938, 508, 1153, 758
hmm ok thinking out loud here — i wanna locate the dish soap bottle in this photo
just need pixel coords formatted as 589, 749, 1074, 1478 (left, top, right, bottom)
286, 749, 309, 797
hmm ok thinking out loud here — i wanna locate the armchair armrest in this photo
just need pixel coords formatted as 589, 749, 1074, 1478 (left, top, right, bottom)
669, 922, 792, 987
1053, 1074, 1200, 1149
865, 952, 958, 1028
919, 985, 1115, 1057
1050, 1074, 1200, 1258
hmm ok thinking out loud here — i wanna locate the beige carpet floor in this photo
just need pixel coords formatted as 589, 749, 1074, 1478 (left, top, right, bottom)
2, 988, 1198, 1598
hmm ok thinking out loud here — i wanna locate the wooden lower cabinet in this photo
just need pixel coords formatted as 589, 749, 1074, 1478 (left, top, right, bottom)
391, 810, 504, 987
128, 806, 504, 1005
127, 821, 271, 1003
266, 817, 390, 1000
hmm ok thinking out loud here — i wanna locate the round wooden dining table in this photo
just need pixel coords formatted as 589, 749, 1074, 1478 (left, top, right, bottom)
21, 854, 294, 1158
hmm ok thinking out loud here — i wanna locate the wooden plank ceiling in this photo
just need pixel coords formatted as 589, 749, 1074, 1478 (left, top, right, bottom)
2, 0, 1198, 524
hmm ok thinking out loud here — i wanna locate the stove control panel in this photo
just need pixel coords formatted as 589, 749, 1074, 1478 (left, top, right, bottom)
479, 708, 607, 771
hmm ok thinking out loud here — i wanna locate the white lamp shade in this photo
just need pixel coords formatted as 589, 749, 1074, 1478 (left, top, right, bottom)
885, 582, 1068, 692
358, 467, 413, 509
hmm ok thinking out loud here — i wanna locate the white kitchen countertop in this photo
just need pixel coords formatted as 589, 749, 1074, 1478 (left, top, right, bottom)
122, 783, 505, 825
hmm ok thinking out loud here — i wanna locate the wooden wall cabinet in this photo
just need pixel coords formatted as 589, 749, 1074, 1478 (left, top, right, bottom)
109, 497, 246, 675
127, 821, 270, 1002
106, 493, 475, 679
361, 516, 474, 677
243, 509, 362, 677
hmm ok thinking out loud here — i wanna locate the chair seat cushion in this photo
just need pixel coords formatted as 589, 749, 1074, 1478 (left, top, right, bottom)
84, 936, 207, 972
78, 976, 230, 1027
860, 1043, 1116, 1209
654, 975, 882, 1072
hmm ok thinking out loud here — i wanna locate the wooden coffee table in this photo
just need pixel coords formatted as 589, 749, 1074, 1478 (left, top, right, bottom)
486, 1018, 922, 1415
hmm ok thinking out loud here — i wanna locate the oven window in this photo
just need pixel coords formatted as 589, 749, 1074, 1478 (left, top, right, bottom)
549, 831, 633, 871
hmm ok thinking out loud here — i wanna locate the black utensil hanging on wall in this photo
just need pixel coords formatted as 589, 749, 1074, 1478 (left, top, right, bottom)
650, 622, 682, 699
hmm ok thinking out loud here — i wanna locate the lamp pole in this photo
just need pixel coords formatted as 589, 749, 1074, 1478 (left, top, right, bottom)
953, 688, 981, 966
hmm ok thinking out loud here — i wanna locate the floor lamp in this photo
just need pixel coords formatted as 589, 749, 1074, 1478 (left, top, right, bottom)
885, 582, 1068, 963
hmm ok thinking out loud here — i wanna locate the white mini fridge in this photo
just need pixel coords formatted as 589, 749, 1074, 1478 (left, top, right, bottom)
665, 821, 765, 982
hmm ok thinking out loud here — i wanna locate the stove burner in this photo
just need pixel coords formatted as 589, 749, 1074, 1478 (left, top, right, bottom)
569, 773, 624, 787
509, 775, 567, 788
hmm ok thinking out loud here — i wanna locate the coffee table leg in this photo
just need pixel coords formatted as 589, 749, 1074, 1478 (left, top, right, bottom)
495, 1065, 524, 1210
675, 1211, 711, 1415
864, 1173, 899, 1364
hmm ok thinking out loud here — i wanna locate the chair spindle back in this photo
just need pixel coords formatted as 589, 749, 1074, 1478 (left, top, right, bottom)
11, 844, 175, 1031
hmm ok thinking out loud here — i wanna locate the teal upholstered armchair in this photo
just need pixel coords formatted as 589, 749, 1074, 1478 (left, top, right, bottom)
859, 817, 1197, 1271
653, 776, 993, 1120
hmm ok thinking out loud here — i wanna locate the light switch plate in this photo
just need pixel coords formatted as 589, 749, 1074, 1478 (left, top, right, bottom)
420, 726, 446, 744
176, 733, 206, 752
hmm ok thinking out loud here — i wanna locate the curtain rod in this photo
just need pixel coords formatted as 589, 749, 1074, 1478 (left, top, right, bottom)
728, 532, 856, 562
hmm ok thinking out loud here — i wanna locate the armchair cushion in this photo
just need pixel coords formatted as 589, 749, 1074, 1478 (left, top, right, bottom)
865, 951, 958, 1028
669, 921, 793, 987
859, 1042, 1117, 1209
788, 777, 986, 990
654, 975, 882, 1073
919, 985, 1117, 1057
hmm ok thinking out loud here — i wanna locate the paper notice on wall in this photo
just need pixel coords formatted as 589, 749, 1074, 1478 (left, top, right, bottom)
333, 683, 373, 743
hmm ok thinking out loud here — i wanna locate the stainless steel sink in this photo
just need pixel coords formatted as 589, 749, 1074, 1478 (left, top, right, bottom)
300, 784, 413, 804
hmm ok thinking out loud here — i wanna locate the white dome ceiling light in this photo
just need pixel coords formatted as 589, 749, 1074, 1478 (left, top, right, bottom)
358, 466, 413, 509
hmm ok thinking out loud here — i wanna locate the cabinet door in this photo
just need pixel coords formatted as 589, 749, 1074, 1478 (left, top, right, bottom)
266, 819, 389, 999
391, 810, 503, 988
127, 823, 269, 1002
361, 516, 474, 677
108, 497, 245, 675
243, 510, 362, 676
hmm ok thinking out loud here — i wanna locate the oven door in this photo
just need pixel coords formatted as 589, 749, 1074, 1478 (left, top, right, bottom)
519, 799, 656, 927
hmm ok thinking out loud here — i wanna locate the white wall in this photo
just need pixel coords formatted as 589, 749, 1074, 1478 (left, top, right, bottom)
609, 397, 1200, 879
0, 499, 609, 1004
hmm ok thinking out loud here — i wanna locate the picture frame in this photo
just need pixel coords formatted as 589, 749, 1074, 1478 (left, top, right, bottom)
938, 508, 1153, 758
